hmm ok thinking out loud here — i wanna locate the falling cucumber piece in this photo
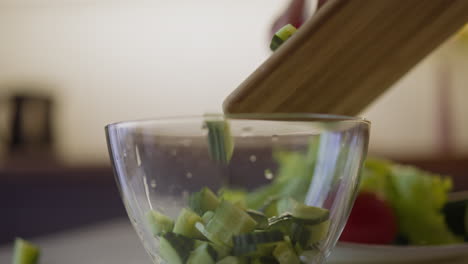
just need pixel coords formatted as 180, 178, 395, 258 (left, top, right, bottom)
189, 187, 221, 216
13, 238, 39, 264
270, 24, 297, 51
187, 242, 218, 264
204, 115, 234, 164
272, 241, 300, 264
173, 208, 204, 239
147, 210, 174, 236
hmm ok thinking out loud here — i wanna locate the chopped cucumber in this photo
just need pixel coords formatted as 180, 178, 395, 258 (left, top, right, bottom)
187, 242, 217, 264
216, 256, 248, 264
270, 24, 297, 51
204, 116, 234, 164
261, 198, 280, 218
202, 211, 215, 224
160, 232, 194, 264
272, 241, 300, 264
147, 210, 174, 236
306, 220, 330, 245
189, 187, 221, 216
251, 256, 280, 264
173, 208, 204, 239
232, 230, 284, 256
203, 201, 257, 246
13, 238, 39, 264
151, 186, 330, 263
277, 197, 329, 225
291, 203, 329, 225
246, 210, 269, 229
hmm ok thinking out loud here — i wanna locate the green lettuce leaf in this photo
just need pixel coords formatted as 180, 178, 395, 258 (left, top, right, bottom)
362, 158, 461, 245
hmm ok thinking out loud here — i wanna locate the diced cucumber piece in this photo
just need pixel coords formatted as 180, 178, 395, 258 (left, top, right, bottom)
202, 211, 215, 224
246, 210, 269, 229
147, 210, 174, 236
173, 208, 204, 239
189, 187, 221, 216
202, 201, 257, 247
292, 204, 329, 225
204, 116, 234, 164
251, 256, 280, 264
307, 220, 330, 245
216, 256, 248, 264
187, 242, 217, 264
268, 214, 294, 235
13, 238, 39, 264
159, 232, 194, 264
272, 241, 300, 264
270, 24, 297, 51
232, 231, 284, 256
261, 198, 279, 218
277, 197, 329, 225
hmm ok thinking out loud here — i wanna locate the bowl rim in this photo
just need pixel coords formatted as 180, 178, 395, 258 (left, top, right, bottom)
105, 113, 371, 129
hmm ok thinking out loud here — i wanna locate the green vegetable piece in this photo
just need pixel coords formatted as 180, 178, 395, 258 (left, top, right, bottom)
268, 214, 295, 236
202, 201, 257, 247
173, 208, 204, 239
232, 230, 284, 256
202, 211, 215, 224
216, 256, 248, 264
277, 197, 329, 225
13, 238, 39, 264
272, 241, 300, 264
147, 210, 174, 236
159, 232, 194, 264
187, 242, 217, 264
270, 24, 297, 51
261, 197, 279, 218
189, 187, 221, 216
307, 220, 330, 245
246, 210, 269, 229
251, 256, 280, 264
204, 115, 234, 164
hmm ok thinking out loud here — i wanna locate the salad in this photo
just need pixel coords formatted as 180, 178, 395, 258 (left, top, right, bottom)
147, 188, 330, 264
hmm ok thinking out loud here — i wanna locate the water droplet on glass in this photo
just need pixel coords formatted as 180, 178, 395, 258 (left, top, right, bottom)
186, 172, 193, 179
150, 180, 157, 188
271, 135, 279, 142
135, 146, 141, 166
249, 155, 257, 162
264, 169, 274, 180
171, 149, 177, 156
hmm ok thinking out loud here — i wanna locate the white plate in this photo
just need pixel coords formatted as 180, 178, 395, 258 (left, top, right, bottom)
329, 242, 468, 264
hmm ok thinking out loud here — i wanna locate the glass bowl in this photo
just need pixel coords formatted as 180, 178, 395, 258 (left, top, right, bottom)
106, 114, 370, 264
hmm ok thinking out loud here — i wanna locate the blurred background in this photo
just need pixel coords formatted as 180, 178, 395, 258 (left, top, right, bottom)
0, 0, 467, 247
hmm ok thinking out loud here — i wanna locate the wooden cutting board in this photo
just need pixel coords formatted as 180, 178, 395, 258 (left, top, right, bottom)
223, 0, 468, 116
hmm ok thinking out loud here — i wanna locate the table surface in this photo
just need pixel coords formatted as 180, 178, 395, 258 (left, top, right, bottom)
1, 218, 467, 264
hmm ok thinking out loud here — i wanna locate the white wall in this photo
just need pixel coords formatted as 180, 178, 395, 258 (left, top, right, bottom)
0, 0, 467, 164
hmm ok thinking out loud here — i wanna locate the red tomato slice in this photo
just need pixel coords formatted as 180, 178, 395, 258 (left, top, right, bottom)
339, 191, 398, 245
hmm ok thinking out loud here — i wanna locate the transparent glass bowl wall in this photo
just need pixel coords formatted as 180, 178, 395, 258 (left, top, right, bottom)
106, 114, 370, 264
